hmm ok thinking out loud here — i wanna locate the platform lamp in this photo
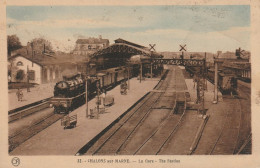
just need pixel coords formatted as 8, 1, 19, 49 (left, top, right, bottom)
27, 65, 30, 92
126, 59, 131, 90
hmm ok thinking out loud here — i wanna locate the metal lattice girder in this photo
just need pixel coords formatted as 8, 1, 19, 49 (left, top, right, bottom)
141, 58, 205, 67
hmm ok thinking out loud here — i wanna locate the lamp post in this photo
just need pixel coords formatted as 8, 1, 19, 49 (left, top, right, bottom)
126, 60, 130, 90
27, 65, 30, 92
213, 59, 218, 104
85, 77, 89, 118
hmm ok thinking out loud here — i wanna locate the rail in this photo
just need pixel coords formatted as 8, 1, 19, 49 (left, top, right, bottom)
8, 97, 52, 123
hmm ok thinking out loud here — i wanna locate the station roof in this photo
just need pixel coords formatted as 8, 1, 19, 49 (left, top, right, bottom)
114, 38, 148, 50
91, 42, 151, 58
90, 39, 163, 60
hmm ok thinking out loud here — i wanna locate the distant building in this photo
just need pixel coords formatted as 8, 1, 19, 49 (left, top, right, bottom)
73, 35, 109, 55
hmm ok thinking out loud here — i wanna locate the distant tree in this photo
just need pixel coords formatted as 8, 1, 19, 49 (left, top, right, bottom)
29, 38, 53, 53
7, 35, 22, 56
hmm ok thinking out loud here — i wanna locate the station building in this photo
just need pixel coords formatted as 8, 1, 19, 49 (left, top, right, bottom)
8, 53, 88, 85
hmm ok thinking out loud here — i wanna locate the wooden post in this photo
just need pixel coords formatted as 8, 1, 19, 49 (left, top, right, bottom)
213, 60, 218, 104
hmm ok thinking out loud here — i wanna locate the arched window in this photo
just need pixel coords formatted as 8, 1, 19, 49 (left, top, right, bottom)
88, 45, 92, 50
16, 61, 23, 66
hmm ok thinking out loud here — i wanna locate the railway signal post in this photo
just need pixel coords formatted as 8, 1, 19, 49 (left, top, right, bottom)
235, 47, 245, 59
179, 44, 187, 60
150, 62, 153, 79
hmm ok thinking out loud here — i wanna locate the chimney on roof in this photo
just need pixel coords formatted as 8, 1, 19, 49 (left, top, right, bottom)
99, 35, 102, 39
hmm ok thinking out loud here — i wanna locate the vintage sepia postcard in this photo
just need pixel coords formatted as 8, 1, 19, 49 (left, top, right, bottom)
0, 0, 260, 168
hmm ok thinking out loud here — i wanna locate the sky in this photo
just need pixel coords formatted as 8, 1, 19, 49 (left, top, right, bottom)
6, 5, 250, 53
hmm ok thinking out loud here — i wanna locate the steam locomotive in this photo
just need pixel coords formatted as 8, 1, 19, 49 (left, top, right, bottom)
49, 66, 134, 114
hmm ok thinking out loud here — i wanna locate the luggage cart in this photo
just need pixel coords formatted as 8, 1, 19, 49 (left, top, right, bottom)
61, 114, 77, 129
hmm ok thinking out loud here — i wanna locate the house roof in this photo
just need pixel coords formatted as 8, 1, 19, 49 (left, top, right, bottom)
8, 54, 44, 67
76, 38, 109, 44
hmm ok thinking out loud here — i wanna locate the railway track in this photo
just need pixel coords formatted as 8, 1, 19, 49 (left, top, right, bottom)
8, 97, 52, 123
9, 112, 64, 152
79, 66, 191, 155
209, 96, 242, 155
233, 95, 252, 154
135, 93, 186, 155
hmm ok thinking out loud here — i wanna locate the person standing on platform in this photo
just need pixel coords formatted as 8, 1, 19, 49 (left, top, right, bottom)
16, 89, 23, 101
101, 89, 106, 107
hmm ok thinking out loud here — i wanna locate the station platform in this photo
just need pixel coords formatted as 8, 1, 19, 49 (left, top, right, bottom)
8, 83, 55, 111
10, 66, 250, 155
10, 77, 160, 155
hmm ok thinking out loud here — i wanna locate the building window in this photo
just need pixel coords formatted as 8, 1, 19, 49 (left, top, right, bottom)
28, 70, 35, 80
16, 61, 23, 66
88, 45, 92, 50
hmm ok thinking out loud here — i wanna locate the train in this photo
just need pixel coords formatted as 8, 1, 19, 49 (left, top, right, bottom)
207, 69, 236, 94
184, 65, 236, 94
49, 66, 135, 114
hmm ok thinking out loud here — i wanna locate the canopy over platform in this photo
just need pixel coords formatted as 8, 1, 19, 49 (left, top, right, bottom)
89, 39, 162, 70
91, 43, 151, 58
